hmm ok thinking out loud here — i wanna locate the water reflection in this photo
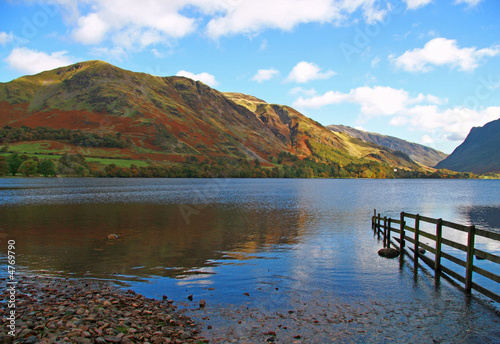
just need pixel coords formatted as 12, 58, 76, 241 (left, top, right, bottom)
462, 205, 500, 233
0, 202, 302, 280
2, 178, 500, 343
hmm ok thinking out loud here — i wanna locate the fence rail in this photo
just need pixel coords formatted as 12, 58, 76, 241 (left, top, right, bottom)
372, 210, 500, 303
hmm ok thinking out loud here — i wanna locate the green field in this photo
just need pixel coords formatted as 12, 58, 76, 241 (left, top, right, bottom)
85, 157, 150, 168
1, 152, 151, 168
7, 142, 56, 154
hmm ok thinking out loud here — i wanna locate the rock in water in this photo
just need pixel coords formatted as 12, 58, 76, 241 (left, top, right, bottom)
378, 248, 400, 258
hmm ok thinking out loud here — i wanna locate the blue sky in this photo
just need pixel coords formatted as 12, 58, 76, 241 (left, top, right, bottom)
1, 0, 499, 153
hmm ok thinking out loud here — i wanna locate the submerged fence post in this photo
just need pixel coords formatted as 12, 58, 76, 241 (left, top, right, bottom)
400, 212, 406, 255
435, 219, 443, 275
465, 225, 476, 293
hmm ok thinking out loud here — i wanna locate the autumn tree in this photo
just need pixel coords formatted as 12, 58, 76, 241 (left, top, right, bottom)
19, 159, 38, 177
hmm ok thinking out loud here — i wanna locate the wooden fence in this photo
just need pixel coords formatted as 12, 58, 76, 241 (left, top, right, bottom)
372, 210, 500, 303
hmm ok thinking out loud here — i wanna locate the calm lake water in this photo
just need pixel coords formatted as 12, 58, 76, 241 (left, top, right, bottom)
1, 178, 500, 343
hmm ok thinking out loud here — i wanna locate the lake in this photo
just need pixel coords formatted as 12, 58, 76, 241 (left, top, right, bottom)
1, 178, 500, 343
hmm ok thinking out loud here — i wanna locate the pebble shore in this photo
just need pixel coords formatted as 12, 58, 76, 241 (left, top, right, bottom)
0, 275, 208, 344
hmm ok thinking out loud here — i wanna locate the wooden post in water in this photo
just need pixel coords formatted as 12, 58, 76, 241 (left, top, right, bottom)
414, 214, 420, 268
465, 225, 476, 293
377, 216, 380, 236
400, 212, 406, 255
372, 209, 376, 231
387, 218, 392, 248
383, 217, 388, 247
435, 219, 443, 275
377, 214, 381, 238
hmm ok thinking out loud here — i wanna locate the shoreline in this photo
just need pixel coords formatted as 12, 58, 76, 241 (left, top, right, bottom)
0, 275, 208, 344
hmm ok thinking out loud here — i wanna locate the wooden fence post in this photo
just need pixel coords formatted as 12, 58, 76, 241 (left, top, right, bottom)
435, 219, 443, 275
400, 212, 406, 255
383, 217, 388, 247
387, 218, 392, 248
465, 225, 476, 293
414, 214, 420, 268
377, 214, 381, 239
372, 209, 376, 231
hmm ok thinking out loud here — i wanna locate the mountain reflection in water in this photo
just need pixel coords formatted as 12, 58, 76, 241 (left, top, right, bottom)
0, 202, 305, 280
1, 178, 500, 343
463, 205, 500, 233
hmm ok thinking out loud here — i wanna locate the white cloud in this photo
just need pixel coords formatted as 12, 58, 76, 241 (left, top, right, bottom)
251, 68, 280, 83
48, 0, 391, 46
73, 12, 109, 44
176, 70, 219, 87
71, 0, 196, 47
294, 86, 417, 115
151, 48, 164, 58
259, 39, 268, 51
285, 61, 336, 83
391, 38, 500, 72
454, 0, 483, 7
289, 87, 317, 97
206, 0, 392, 37
421, 134, 434, 145
294, 90, 348, 108
371, 56, 381, 68
0, 31, 15, 45
391, 105, 500, 141
205, 0, 341, 38
90, 46, 126, 61
293, 84, 499, 146
4, 47, 74, 75
404, 0, 433, 10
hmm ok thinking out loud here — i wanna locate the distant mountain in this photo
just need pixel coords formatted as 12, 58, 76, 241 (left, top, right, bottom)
327, 124, 448, 167
435, 118, 500, 174
0, 60, 426, 177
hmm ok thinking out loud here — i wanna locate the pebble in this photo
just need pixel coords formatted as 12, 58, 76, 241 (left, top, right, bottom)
0, 275, 207, 344
104, 335, 122, 343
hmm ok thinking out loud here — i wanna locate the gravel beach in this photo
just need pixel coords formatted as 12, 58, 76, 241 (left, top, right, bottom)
0, 275, 208, 344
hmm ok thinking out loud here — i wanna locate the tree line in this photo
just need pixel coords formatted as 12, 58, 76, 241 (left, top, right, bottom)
0, 152, 476, 179
0, 125, 131, 149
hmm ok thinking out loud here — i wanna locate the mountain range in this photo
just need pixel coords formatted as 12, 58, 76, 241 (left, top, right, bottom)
327, 124, 448, 167
0, 60, 486, 178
